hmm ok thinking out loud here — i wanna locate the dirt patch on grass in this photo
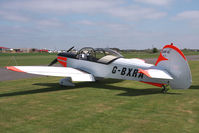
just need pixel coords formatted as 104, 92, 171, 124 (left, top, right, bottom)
180, 109, 193, 114
95, 103, 113, 113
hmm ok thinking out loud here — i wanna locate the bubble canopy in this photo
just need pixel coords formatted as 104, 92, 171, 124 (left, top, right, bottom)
77, 47, 123, 64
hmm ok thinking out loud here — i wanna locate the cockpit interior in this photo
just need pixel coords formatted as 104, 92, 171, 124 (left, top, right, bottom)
58, 47, 123, 64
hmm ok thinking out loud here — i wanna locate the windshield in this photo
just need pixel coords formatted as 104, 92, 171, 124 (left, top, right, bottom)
77, 47, 123, 64
94, 48, 123, 59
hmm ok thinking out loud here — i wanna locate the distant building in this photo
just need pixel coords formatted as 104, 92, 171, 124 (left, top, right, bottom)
13, 49, 21, 53
19, 48, 33, 53
0, 47, 10, 53
39, 49, 49, 53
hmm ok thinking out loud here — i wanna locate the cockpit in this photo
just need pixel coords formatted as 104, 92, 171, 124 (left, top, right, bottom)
58, 47, 123, 64
77, 47, 123, 64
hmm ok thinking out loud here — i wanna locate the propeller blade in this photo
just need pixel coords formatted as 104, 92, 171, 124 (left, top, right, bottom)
48, 58, 58, 66
67, 46, 74, 52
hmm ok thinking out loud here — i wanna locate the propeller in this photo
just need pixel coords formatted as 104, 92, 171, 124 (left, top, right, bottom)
48, 58, 58, 66
67, 46, 74, 52
48, 46, 75, 66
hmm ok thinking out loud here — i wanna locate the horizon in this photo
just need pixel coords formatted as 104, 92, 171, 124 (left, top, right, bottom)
1, 45, 199, 51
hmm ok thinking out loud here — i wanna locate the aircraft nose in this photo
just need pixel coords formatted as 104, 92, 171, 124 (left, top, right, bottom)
57, 53, 67, 57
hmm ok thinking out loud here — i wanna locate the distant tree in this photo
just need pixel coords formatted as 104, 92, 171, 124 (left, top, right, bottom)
152, 47, 158, 53
31, 48, 36, 53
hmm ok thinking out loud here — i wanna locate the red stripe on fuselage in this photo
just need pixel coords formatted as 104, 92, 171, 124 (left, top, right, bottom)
155, 52, 168, 66
57, 56, 67, 67
57, 56, 67, 61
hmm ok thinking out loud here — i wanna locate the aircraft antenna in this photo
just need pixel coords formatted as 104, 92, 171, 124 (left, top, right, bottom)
6, 56, 18, 66
13, 56, 18, 66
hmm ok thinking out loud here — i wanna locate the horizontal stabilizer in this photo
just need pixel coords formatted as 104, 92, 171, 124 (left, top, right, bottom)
6, 66, 95, 82
138, 68, 173, 80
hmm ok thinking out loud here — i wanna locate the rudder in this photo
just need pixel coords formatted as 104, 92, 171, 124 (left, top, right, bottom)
155, 43, 192, 89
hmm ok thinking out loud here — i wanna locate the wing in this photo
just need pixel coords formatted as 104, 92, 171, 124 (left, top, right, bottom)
6, 66, 95, 82
138, 68, 173, 80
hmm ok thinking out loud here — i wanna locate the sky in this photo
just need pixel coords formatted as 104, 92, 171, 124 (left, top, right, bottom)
0, 0, 199, 50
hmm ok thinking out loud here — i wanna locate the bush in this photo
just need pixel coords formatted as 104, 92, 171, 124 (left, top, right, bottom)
152, 48, 158, 53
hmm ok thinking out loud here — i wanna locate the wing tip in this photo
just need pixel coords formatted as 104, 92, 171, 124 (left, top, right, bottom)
6, 66, 25, 73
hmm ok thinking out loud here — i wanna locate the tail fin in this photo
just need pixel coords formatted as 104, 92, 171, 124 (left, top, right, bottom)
155, 43, 192, 89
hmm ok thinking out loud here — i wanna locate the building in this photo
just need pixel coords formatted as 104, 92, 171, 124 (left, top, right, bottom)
39, 49, 49, 53
0, 47, 10, 53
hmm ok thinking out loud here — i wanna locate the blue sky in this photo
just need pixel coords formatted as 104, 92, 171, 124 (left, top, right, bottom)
0, 0, 199, 50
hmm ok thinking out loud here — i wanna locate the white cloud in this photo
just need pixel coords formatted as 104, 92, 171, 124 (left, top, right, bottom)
0, 10, 64, 27
77, 20, 130, 31
175, 10, 199, 20
0, 11, 29, 22
77, 20, 96, 25
37, 19, 64, 27
175, 10, 199, 27
107, 6, 167, 20
1, 0, 121, 14
0, 0, 167, 21
134, 0, 172, 6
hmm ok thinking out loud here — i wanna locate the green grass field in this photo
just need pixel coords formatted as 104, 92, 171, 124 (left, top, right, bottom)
0, 54, 57, 67
0, 57, 199, 133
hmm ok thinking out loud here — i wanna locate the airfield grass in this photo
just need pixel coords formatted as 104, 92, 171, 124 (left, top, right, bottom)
0, 54, 57, 67
0, 60, 199, 133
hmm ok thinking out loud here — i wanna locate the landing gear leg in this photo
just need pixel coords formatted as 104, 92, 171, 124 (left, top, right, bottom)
59, 77, 75, 87
161, 85, 169, 94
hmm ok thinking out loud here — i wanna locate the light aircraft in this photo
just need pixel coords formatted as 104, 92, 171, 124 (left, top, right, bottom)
6, 43, 192, 93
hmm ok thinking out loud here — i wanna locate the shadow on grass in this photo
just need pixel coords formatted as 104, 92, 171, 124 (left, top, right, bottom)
0, 79, 179, 97
189, 85, 199, 89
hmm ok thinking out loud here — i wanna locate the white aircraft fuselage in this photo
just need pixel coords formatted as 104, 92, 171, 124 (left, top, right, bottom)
58, 55, 168, 88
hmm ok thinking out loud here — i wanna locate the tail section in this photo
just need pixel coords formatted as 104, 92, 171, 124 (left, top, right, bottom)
155, 43, 192, 89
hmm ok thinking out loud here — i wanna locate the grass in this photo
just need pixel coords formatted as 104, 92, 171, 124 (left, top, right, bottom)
0, 53, 57, 56
0, 54, 57, 67
0, 60, 199, 133
121, 52, 159, 59
182, 50, 199, 56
